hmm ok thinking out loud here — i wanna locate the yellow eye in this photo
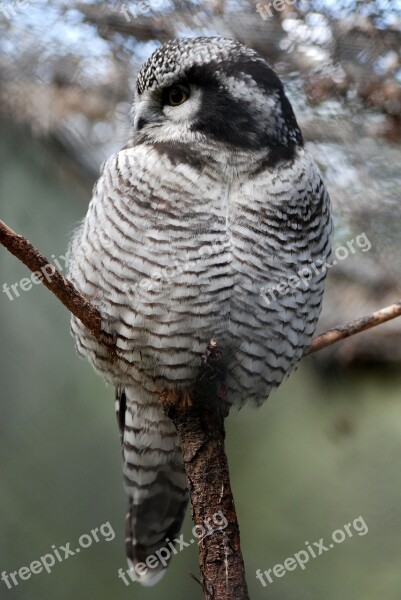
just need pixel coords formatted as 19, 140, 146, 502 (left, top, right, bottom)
167, 86, 189, 106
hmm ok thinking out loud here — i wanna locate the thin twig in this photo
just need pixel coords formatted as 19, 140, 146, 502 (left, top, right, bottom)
189, 572, 203, 587
308, 301, 401, 353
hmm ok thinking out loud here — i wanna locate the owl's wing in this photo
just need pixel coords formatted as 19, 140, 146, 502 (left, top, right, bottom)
226, 149, 333, 406
67, 146, 193, 585
116, 385, 189, 586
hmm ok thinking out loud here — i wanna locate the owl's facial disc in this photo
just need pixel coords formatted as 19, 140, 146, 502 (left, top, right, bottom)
132, 81, 203, 141
162, 85, 202, 123
133, 37, 303, 151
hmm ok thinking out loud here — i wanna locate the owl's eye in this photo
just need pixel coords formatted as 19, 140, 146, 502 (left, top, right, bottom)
167, 86, 189, 106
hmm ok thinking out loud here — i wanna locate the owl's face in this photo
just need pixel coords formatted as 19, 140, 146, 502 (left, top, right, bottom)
132, 37, 303, 152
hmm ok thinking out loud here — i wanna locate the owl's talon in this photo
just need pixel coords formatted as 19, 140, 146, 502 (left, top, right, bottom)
158, 388, 179, 409
182, 390, 192, 410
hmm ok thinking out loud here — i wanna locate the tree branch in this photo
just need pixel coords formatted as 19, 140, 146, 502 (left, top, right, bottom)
1, 218, 401, 599
159, 340, 249, 600
0, 219, 115, 350
308, 301, 401, 354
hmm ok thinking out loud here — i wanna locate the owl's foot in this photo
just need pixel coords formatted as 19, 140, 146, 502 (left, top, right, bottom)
158, 387, 193, 413
158, 387, 179, 409
181, 389, 192, 411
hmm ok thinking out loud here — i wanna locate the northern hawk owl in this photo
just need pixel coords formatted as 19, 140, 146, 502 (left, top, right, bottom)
68, 37, 332, 586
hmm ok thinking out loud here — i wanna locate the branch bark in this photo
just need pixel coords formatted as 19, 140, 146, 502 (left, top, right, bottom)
0, 219, 115, 350
159, 340, 249, 600
1, 218, 401, 599
308, 301, 401, 354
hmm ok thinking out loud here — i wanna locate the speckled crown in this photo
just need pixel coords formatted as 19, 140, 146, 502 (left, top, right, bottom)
136, 36, 257, 94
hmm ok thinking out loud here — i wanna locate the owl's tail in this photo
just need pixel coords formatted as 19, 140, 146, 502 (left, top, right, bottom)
116, 386, 188, 587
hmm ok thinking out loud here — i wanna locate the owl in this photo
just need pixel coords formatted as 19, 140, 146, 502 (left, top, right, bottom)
68, 37, 332, 586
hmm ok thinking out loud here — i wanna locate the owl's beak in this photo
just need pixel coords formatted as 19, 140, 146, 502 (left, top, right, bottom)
135, 116, 148, 131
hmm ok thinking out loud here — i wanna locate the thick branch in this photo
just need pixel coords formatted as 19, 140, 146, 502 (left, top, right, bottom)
159, 340, 249, 600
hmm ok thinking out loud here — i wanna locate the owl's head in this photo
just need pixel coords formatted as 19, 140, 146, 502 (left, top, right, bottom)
132, 37, 303, 152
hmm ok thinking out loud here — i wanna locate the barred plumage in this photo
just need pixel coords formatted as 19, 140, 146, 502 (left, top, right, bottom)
68, 36, 332, 586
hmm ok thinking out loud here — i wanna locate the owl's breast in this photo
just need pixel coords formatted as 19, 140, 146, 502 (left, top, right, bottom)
69, 145, 331, 406
69, 146, 236, 391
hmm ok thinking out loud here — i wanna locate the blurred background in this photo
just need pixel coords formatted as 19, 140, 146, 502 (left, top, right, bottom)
1, 1, 401, 599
